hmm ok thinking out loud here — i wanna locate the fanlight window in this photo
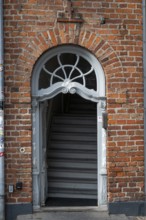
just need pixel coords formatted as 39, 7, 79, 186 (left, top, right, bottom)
39, 53, 97, 91
32, 46, 105, 102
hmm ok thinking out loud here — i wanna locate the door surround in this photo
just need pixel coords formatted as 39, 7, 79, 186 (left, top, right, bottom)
31, 45, 107, 209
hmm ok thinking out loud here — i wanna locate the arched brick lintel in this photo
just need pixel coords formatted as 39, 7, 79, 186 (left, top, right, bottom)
16, 28, 123, 82
13, 28, 126, 204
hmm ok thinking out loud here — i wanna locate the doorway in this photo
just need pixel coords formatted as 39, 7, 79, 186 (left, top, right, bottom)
32, 45, 107, 209
45, 94, 97, 206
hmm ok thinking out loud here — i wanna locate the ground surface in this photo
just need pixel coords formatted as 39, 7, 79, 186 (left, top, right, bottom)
16, 211, 141, 220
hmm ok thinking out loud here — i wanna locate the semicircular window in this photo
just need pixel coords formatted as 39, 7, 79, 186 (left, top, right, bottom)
39, 52, 97, 91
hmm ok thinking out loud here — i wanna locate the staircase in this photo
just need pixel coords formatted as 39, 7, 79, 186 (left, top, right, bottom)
47, 95, 97, 202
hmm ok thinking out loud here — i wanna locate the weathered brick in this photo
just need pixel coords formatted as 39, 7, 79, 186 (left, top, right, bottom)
4, 0, 144, 206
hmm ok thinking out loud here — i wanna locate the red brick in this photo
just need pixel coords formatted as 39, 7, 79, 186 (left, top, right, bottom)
4, 0, 144, 205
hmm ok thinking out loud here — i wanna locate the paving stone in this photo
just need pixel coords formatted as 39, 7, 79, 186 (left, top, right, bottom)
17, 211, 133, 220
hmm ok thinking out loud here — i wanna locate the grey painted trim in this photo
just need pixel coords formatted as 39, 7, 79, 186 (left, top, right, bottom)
32, 45, 105, 98
32, 100, 41, 209
97, 100, 107, 206
34, 82, 105, 103
143, 0, 146, 198
109, 201, 146, 216
40, 101, 48, 206
6, 203, 32, 220
32, 45, 107, 209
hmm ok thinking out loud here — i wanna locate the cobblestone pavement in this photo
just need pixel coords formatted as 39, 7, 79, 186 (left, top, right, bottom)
16, 211, 141, 220
135, 218, 146, 220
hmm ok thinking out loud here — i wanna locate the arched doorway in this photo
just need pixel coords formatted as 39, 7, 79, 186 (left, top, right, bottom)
32, 45, 107, 209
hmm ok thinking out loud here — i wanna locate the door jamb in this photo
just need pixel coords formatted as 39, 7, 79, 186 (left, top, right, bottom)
32, 96, 107, 209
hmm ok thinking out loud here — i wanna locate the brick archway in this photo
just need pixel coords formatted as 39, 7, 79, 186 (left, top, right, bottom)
10, 28, 125, 205
15, 28, 123, 82
10, 28, 124, 112
31, 44, 107, 207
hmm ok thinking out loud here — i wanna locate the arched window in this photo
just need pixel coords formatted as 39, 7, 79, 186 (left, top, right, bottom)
32, 45, 105, 102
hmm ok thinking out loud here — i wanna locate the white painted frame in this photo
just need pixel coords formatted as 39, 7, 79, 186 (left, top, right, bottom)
32, 45, 107, 209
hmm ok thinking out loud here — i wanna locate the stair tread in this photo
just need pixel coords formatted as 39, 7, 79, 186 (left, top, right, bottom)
48, 157, 97, 162
48, 162, 97, 169
48, 171, 97, 179
47, 93, 97, 199
51, 124, 97, 130
53, 115, 96, 119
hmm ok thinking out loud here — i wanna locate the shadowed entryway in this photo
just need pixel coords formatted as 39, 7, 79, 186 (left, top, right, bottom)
32, 45, 107, 208
46, 94, 97, 206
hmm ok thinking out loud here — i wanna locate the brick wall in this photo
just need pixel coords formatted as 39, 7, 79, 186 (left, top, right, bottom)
4, 0, 144, 204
